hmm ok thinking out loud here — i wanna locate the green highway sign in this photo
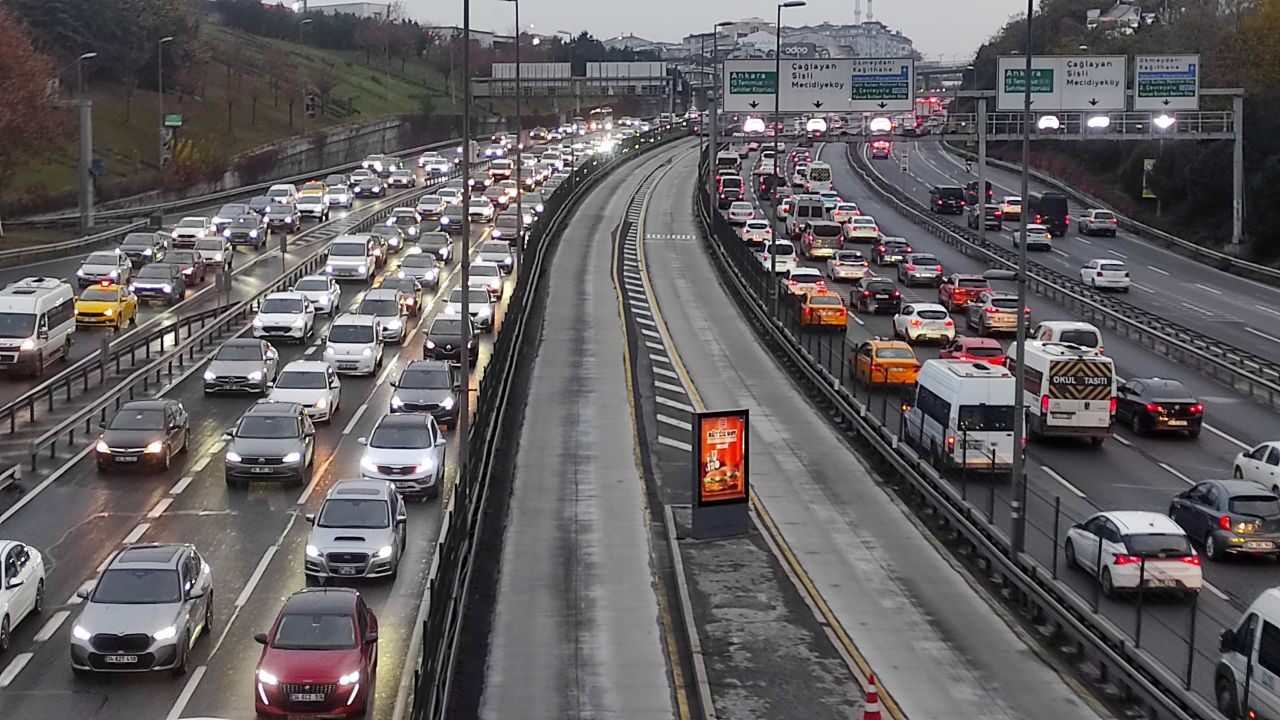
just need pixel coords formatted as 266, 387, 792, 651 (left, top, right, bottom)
728, 71, 776, 95
163, 113, 183, 128
997, 56, 1126, 111
1002, 68, 1054, 94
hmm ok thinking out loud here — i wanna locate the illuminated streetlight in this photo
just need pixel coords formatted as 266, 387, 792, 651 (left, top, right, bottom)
1036, 114, 1060, 131
1086, 114, 1111, 129
1153, 113, 1177, 130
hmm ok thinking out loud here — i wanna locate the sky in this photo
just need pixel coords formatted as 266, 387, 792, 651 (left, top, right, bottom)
401, 0, 1029, 59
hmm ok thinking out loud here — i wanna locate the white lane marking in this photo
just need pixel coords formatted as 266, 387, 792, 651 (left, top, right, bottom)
0, 653, 33, 688
164, 664, 208, 720
1194, 283, 1223, 295
190, 452, 213, 474
376, 357, 398, 385
1051, 249, 1069, 258
1206, 423, 1250, 450
658, 436, 693, 451
343, 403, 368, 436
656, 396, 696, 413
632, 306, 653, 316
147, 497, 174, 519
1077, 237, 1093, 245
640, 328, 661, 338
644, 341, 665, 351
122, 523, 150, 544
631, 298, 651, 308
1042, 466, 1086, 498
851, 314, 865, 326
235, 546, 278, 607
655, 380, 688, 394
1107, 249, 1127, 258
1147, 265, 1171, 276
653, 366, 681, 379
649, 353, 672, 364
1114, 435, 1133, 447
657, 414, 692, 431
33, 610, 70, 643
1180, 302, 1211, 316
1257, 304, 1280, 317
1158, 462, 1195, 485
1204, 583, 1230, 602
0, 444, 93, 528
1245, 326, 1280, 345
1132, 283, 1154, 293
635, 316, 658, 327
295, 450, 338, 506
170, 476, 195, 495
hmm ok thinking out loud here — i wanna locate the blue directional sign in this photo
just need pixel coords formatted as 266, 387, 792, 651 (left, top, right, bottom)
1134, 55, 1199, 111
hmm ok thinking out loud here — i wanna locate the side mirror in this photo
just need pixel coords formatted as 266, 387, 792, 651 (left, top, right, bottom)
357, 437, 368, 445
321, 334, 328, 343
76, 586, 90, 600
1221, 629, 1237, 653
37, 329, 49, 340
304, 513, 315, 524
254, 632, 269, 645
265, 382, 275, 391
364, 632, 379, 645
303, 427, 315, 437
99, 421, 107, 429
452, 383, 462, 392
436, 436, 447, 447
396, 515, 407, 525
7, 578, 24, 590
389, 380, 398, 388
187, 587, 205, 599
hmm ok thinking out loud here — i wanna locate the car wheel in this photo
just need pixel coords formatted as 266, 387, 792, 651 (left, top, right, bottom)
1206, 533, 1224, 562
0, 616, 9, 653
203, 593, 213, 636
33, 579, 44, 614
1217, 674, 1240, 719
1234, 466, 1244, 479
1064, 539, 1079, 570
1131, 414, 1146, 436
1100, 568, 1117, 598
162, 444, 172, 471
180, 429, 190, 454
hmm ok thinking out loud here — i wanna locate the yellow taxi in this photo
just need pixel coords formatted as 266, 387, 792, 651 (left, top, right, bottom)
75, 280, 138, 330
849, 339, 920, 387
799, 290, 848, 331
300, 180, 327, 194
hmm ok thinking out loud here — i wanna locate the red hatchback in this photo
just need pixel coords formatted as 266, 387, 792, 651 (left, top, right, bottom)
939, 336, 1006, 366
254, 588, 378, 718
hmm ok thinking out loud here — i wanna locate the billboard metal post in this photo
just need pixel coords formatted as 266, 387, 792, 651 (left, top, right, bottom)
977, 97, 988, 244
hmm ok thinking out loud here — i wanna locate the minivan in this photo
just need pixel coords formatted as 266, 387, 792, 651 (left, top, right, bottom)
1028, 191, 1071, 234
1217, 588, 1280, 719
902, 360, 1016, 472
928, 185, 966, 215
786, 195, 826, 239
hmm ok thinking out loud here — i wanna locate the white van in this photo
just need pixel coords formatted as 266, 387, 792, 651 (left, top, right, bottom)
786, 195, 826, 239
903, 360, 1016, 472
1034, 320, 1104, 354
325, 235, 376, 282
1009, 340, 1115, 445
759, 241, 798, 274
715, 151, 740, 176
323, 313, 384, 376
806, 161, 833, 193
1217, 587, 1280, 719
0, 277, 76, 375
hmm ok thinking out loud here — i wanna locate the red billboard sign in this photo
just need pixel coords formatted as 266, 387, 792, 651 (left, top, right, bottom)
693, 409, 749, 506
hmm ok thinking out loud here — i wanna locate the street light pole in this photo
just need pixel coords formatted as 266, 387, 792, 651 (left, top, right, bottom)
1011, 0, 1034, 557
770, 1, 806, 315
500, 0, 523, 260
75, 51, 98, 232
300, 19, 313, 135
458, 0, 472, 478
157, 36, 173, 169
707, 21, 731, 213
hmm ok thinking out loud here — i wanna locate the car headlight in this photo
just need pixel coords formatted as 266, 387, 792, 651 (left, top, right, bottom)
104, 308, 114, 316
19, 338, 34, 351
109, 270, 118, 278
95, 439, 110, 454
360, 457, 378, 472
387, 319, 402, 330
203, 370, 217, 381
439, 217, 450, 225
314, 397, 328, 410
144, 440, 165, 454
73, 625, 92, 641
414, 459, 435, 474
324, 346, 336, 356
306, 544, 322, 558
440, 396, 455, 410
249, 230, 259, 238
282, 451, 302, 463
357, 264, 368, 273
445, 305, 458, 315
247, 370, 263, 381
223, 229, 231, 237
153, 625, 178, 641
213, 253, 223, 262
361, 347, 373, 356
375, 545, 393, 559
76, 269, 86, 277
253, 318, 265, 327
492, 229, 502, 238
326, 265, 335, 273
257, 668, 279, 686
162, 284, 173, 294
397, 270, 406, 278
143, 248, 153, 255
476, 306, 492, 317
407, 227, 418, 236
225, 450, 242, 462
425, 339, 436, 349
391, 395, 404, 408
338, 670, 361, 686
291, 317, 305, 328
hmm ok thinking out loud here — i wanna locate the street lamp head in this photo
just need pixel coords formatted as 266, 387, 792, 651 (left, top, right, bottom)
159, 36, 174, 44
79, 52, 98, 61
301, 18, 313, 24
780, 0, 806, 7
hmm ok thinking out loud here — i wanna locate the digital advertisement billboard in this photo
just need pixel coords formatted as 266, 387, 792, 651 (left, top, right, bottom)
693, 409, 749, 507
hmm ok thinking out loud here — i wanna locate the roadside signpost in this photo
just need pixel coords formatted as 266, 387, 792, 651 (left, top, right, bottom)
1134, 54, 1200, 110
722, 60, 776, 113
996, 55, 1127, 111
722, 59, 853, 113
850, 58, 915, 112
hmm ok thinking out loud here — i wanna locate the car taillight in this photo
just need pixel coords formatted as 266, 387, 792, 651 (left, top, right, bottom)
816, 280, 826, 288
876, 245, 886, 252
936, 265, 943, 272
1190, 404, 1204, 414
1097, 271, 1105, 277
872, 227, 879, 233
1113, 554, 1141, 565
861, 290, 872, 298
1220, 515, 1233, 531
906, 264, 917, 271
1108, 397, 1117, 415
944, 319, 954, 327
1041, 394, 1050, 413
909, 319, 922, 327
891, 290, 900, 297
1145, 402, 1164, 414
1066, 215, 1071, 224
1035, 214, 1042, 223
986, 306, 999, 313
802, 307, 811, 316
788, 279, 798, 285
1180, 555, 1201, 565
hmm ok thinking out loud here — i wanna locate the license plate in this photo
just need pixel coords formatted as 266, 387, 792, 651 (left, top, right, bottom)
104, 655, 137, 664
1050, 412, 1073, 419
335, 566, 358, 575
250, 467, 273, 474
1165, 419, 1188, 426
1247, 541, 1275, 550
338, 363, 357, 370
1146, 579, 1176, 588
874, 295, 891, 300
116, 456, 139, 463
888, 367, 908, 374
290, 693, 327, 702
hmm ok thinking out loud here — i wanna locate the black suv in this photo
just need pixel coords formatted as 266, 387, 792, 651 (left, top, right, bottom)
424, 316, 478, 364
851, 277, 902, 314
966, 204, 1003, 231
929, 185, 966, 214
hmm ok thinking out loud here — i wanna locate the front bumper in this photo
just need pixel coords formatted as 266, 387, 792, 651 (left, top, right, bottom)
95, 448, 167, 470
70, 638, 182, 672
297, 205, 328, 218
77, 311, 123, 327
133, 287, 178, 301
326, 265, 370, 279
205, 376, 268, 394
360, 467, 440, 497
253, 325, 307, 342
327, 354, 378, 375
306, 548, 397, 578
226, 459, 308, 483
256, 680, 367, 717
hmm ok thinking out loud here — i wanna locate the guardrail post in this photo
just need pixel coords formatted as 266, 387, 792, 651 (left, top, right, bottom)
987, 448, 997, 523
1185, 595, 1198, 690
1135, 558, 1146, 648
1051, 496, 1061, 580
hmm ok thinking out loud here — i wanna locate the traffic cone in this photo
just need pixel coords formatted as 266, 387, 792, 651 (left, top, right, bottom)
861, 672, 882, 720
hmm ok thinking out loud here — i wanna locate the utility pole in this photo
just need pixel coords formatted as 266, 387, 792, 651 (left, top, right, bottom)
1010, 0, 1034, 558
76, 52, 98, 232
157, 36, 173, 169
300, 19, 313, 135
458, 0, 472, 477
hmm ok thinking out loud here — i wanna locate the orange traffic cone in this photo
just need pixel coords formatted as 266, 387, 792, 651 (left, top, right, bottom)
861, 673, 882, 720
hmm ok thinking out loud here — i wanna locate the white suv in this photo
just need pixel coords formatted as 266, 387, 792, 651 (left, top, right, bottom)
252, 292, 316, 343
323, 313, 384, 375
359, 412, 446, 499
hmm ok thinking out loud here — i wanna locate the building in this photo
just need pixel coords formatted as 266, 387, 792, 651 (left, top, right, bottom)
307, 1, 389, 19
427, 26, 506, 49
680, 18, 913, 60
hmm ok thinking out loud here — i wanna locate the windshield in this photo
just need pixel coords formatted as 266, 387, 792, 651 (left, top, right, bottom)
135, 266, 173, 279
472, 265, 499, 277
1099, 262, 1126, 272
769, 243, 795, 256
294, 279, 329, 292
195, 239, 224, 250
809, 295, 843, 307
215, 344, 263, 361
963, 345, 1004, 358
79, 289, 118, 302
496, 216, 519, 228
1060, 330, 1101, 348
989, 297, 1018, 310
121, 236, 153, 248
231, 216, 259, 228
402, 256, 434, 268
875, 348, 915, 360
449, 288, 491, 305
431, 319, 465, 336
420, 196, 442, 205
261, 298, 305, 314
400, 367, 452, 389
1124, 533, 1193, 558
273, 614, 357, 650
812, 225, 842, 238
237, 415, 300, 439
169, 251, 197, 264
371, 423, 432, 449
835, 252, 864, 262
1093, 211, 1115, 220
92, 568, 181, 604
275, 371, 327, 389
910, 256, 939, 265
318, 497, 390, 528
329, 325, 375, 343
957, 278, 988, 288
266, 205, 294, 215
177, 219, 206, 228
329, 243, 367, 257
358, 299, 400, 316
109, 408, 164, 430
957, 405, 1015, 432
85, 252, 120, 265
480, 243, 509, 255
1004, 198, 1022, 206
267, 188, 291, 197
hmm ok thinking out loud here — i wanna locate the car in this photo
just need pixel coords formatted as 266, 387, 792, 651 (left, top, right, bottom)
266, 183, 299, 205
263, 203, 300, 233
358, 413, 447, 499
252, 588, 378, 718
373, 275, 425, 317
467, 197, 495, 222
726, 201, 755, 224
416, 194, 446, 219
369, 225, 407, 255
424, 315, 478, 364
117, 232, 168, 267
1014, 224, 1052, 250
170, 216, 213, 248
937, 273, 991, 311
414, 231, 454, 263
438, 186, 464, 205
843, 216, 880, 243
1000, 196, 1023, 221
477, 240, 515, 273
469, 171, 493, 190
75, 281, 139, 330
1234, 442, 1280, 493
362, 154, 390, 173
223, 401, 316, 487
799, 290, 847, 331
76, 250, 132, 287
816, 191, 841, 212
966, 204, 1004, 230
69, 543, 212, 674
1078, 208, 1118, 236
522, 191, 545, 215
353, 177, 386, 198
386, 169, 416, 188
357, 289, 410, 344
496, 179, 519, 200
740, 219, 773, 248
212, 203, 252, 231
253, 292, 316, 344
896, 253, 943, 287
390, 360, 460, 427
193, 236, 234, 271
1168, 480, 1280, 562
325, 235, 378, 281
246, 195, 274, 215
203, 338, 279, 395
165, 249, 208, 286
965, 291, 1026, 336
717, 177, 745, 209
296, 191, 330, 221
482, 186, 509, 211
445, 286, 497, 333
304, 479, 408, 585
893, 303, 956, 344
419, 152, 451, 174
775, 196, 795, 219
759, 241, 798, 274
869, 139, 892, 158
387, 208, 423, 241
1064, 511, 1201, 599
929, 186, 966, 215
939, 336, 1006, 365
324, 313, 384, 376
1080, 259, 1131, 292
873, 237, 913, 266
129, 263, 186, 305
849, 339, 920, 387
1114, 377, 1203, 437
439, 204, 466, 234
825, 250, 870, 282
784, 267, 825, 297
268, 360, 341, 423
492, 213, 523, 243
0, 540, 45, 654
831, 202, 861, 225
467, 261, 503, 299
348, 168, 374, 187
484, 142, 506, 158
94, 399, 190, 473
396, 253, 442, 290
325, 183, 354, 209
291, 275, 342, 315
224, 214, 267, 250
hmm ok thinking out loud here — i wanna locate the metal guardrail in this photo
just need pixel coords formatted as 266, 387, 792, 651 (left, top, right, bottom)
692, 165, 1219, 720
847, 144, 1280, 411
939, 140, 1280, 286
0, 220, 150, 267
406, 121, 693, 720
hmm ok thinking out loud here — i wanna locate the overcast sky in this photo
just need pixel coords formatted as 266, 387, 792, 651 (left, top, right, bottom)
402, 0, 1027, 59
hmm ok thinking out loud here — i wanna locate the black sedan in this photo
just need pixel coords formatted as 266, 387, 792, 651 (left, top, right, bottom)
1169, 480, 1280, 561
424, 316, 477, 364
353, 177, 386, 198
1115, 377, 1203, 437
873, 237, 913, 266
851, 277, 902, 314
94, 399, 190, 472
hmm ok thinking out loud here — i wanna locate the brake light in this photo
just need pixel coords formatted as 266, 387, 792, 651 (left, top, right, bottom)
891, 290, 901, 298
1109, 397, 1117, 414
872, 227, 879, 233
1145, 402, 1164, 414
905, 246, 913, 252
816, 280, 826, 288
906, 264, 917, 271
876, 245, 886, 252
1041, 394, 1050, 414
1066, 215, 1071, 224
98, 279, 112, 287
909, 319, 922, 327
943, 319, 954, 327
802, 307, 811, 317
788, 279, 798, 286
1220, 515, 1233, 531
869, 363, 879, 373
1190, 404, 1204, 414
1097, 271, 1105, 277
1113, 554, 1141, 566
1180, 555, 1201, 566
985, 306, 999, 313
1035, 214, 1042, 223
861, 290, 872, 298
936, 265, 943, 272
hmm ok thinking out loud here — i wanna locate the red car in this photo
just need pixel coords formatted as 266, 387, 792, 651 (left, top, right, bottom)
937, 273, 992, 311
939, 336, 1006, 366
254, 588, 378, 718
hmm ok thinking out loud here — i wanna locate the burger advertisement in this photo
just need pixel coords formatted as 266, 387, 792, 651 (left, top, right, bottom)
694, 410, 749, 506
